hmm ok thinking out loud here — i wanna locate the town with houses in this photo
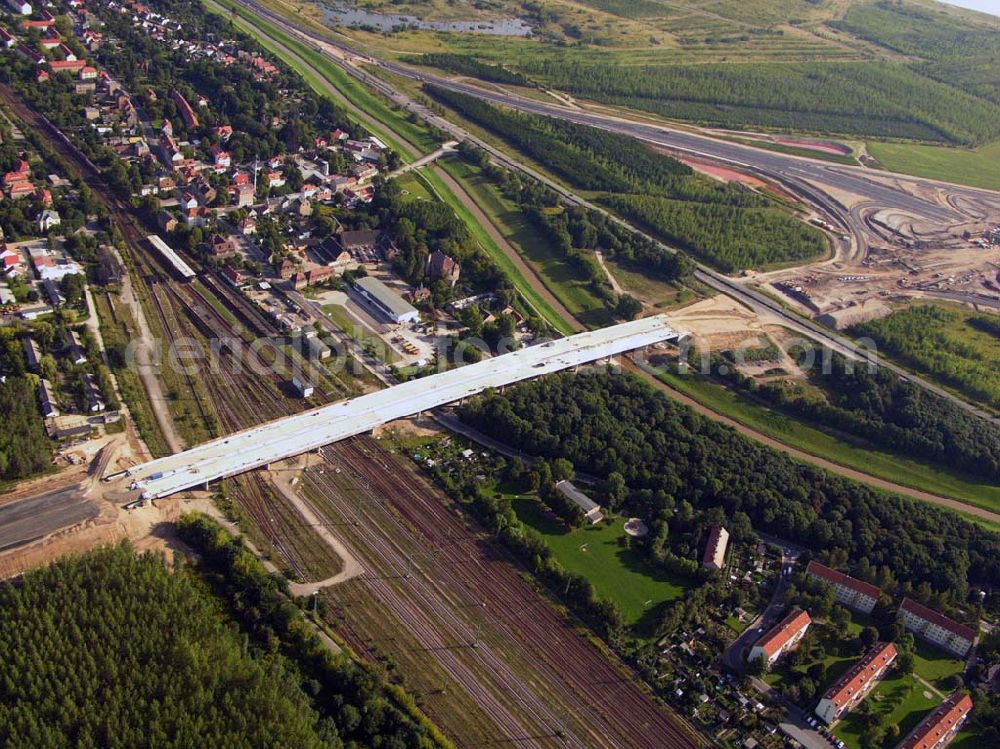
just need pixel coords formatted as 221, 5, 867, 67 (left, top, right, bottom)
0, 0, 514, 419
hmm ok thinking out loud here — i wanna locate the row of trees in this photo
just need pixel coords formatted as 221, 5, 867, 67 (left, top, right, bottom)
368, 177, 514, 307
516, 59, 1000, 145
832, 1, 1000, 107
407, 54, 532, 86
458, 371, 1000, 598
433, 87, 826, 272
430, 84, 745, 198
461, 146, 692, 284
177, 515, 452, 749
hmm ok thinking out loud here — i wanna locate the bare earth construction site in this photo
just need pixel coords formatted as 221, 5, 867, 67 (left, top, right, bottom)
757, 164, 1000, 324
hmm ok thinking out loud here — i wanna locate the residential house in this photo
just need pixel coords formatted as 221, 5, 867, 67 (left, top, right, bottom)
37, 209, 61, 232
749, 609, 811, 669
170, 89, 199, 129
897, 599, 977, 658
806, 561, 881, 615
38, 378, 59, 418
896, 693, 972, 749
426, 250, 460, 287
702, 526, 730, 571
815, 643, 897, 725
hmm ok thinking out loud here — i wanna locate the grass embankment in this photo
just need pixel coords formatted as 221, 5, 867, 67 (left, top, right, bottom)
414, 166, 578, 335
833, 672, 939, 749
643, 365, 1000, 522
833, 638, 964, 749
867, 139, 1000, 191
440, 156, 614, 329
321, 303, 398, 364
511, 496, 690, 635
93, 291, 171, 457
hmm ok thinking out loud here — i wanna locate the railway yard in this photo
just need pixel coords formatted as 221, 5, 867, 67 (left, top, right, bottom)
296, 435, 702, 749
4, 1, 1000, 746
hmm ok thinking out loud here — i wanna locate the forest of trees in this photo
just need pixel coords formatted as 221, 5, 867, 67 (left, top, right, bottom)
406, 54, 532, 86
458, 143, 691, 285
603, 194, 827, 272
429, 84, 702, 194
458, 371, 1000, 603
177, 514, 450, 749
850, 304, 1000, 410
0, 544, 344, 748
831, 1, 1000, 107
0, 377, 52, 484
515, 60, 1000, 145
712, 347, 1000, 483
429, 86, 826, 271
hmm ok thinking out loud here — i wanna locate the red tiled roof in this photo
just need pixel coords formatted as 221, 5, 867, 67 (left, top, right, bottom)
755, 609, 811, 658
897, 693, 972, 749
49, 59, 86, 71
807, 561, 881, 601
822, 642, 897, 707
899, 599, 977, 643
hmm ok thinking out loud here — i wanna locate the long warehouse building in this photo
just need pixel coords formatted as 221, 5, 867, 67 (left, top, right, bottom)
121, 315, 685, 498
147, 235, 196, 280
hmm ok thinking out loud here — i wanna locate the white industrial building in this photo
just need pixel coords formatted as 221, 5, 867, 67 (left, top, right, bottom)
555, 480, 604, 524
353, 276, 419, 325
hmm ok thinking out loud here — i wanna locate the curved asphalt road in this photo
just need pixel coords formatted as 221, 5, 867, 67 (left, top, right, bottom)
231, 0, 1000, 424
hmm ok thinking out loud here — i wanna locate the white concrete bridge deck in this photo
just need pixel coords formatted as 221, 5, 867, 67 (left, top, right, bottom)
122, 316, 684, 498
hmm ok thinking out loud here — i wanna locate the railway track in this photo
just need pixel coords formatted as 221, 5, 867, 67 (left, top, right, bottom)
304, 436, 702, 749
3, 77, 698, 747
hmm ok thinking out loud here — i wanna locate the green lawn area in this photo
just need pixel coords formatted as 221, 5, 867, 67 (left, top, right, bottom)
764, 620, 863, 690
394, 172, 433, 202
440, 156, 614, 329
604, 257, 691, 310
834, 672, 939, 749
510, 496, 691, 634
867, 139, 1000, 191
641, 364, 1000, 526
912, 640, 965, 691
415, 166, 578, 336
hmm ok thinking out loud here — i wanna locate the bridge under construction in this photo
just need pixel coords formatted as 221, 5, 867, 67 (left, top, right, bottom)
119, 316, 685, 499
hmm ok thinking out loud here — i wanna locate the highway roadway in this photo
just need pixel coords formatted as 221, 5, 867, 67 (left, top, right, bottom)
225, 0, 1000, 423
121, 316, 685, 498
0, 486, 99, 552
